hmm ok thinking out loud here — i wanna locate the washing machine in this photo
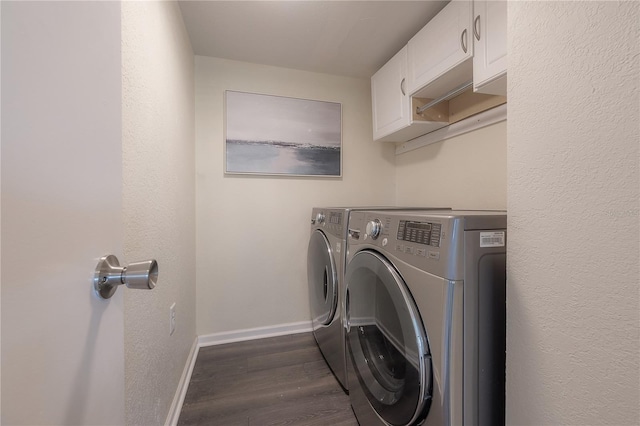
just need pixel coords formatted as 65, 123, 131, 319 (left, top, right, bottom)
308, 207, 350, 390
307, 207, 449, 392
345, 210, 506, 426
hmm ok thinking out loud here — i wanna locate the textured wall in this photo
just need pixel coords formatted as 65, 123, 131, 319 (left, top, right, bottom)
395, 121, 506, 209
195, 56, 396, 336
122, 2, 196, 425
507, 2, 639, 425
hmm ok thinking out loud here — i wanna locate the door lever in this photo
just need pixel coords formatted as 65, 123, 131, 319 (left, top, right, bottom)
94, 255, 158, 299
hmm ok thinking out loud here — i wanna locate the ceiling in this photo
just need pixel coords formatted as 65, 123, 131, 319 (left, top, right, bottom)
178, 1, 448, 79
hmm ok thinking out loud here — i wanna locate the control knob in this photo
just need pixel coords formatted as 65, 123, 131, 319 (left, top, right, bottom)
366, 219, 382, 239
315, 212, 325, 224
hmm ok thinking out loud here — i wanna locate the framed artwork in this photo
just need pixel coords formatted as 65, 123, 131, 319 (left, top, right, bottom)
225, 91, 342, 177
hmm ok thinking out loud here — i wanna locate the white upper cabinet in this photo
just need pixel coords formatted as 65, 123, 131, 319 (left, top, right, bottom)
472, 0, 507, 95
370, 0, 508, 143
372, 46, 448, 142
372, 47, 410, 140
407, 0, 473, 99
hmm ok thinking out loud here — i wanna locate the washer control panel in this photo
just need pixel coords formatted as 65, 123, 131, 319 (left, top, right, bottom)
328, 211, 342, 226
397, 220, 442, 247
311, 209, 344, 238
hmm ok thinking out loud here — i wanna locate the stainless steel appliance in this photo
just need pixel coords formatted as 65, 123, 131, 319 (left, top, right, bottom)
345, 210, 506, 425
308, 207, 448, 391
308, 207, 349, 389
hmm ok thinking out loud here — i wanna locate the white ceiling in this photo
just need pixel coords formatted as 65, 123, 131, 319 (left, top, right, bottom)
178, 1, 448, 79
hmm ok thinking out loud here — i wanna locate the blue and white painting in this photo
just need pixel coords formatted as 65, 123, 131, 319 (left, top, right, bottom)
225, 91, 342, 176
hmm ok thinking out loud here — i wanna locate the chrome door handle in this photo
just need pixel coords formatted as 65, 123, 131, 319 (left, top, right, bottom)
400, 78, 406, 96
94, 255, 158, 299
474, 15, 481, 40
461, 28, 468, 53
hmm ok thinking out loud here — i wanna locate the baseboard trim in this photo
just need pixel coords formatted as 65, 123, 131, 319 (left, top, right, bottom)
198, 321, 313, 347
165, 336, 199, 426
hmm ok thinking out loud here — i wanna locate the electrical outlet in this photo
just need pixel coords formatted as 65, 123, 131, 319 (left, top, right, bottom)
169, 303, 176, 336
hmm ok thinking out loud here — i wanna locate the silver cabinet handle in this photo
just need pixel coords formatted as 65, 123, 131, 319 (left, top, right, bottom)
461, 28, 468, 53
474, 15, 481, 40
400, 78, 406, 96
94, 255, 158, 299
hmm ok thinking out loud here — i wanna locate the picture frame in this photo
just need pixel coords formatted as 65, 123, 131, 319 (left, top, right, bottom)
224, 90, 342, 177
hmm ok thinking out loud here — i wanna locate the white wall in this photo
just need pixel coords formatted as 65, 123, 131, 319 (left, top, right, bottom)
507, 2, 639, 425
122, 2, 196, 425
0, 3, 3, 414
2, 2, 125, 424
395, 121, 507, 209
195, 56, 396, 336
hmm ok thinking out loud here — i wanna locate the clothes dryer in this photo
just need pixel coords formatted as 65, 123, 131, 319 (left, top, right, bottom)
308, 207, 448, 391
345, 210, 506, 426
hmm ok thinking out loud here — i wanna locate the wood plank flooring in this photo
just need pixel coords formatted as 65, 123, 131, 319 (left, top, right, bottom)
178, 333, 358, 425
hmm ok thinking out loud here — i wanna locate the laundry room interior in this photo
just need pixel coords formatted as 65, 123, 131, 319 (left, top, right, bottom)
1, 1, 638, 426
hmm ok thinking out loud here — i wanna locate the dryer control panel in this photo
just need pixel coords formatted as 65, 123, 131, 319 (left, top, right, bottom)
348, 210, 507, 280
397, 220, 442, 247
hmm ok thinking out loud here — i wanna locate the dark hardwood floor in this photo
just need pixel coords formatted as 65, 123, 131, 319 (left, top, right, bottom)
178, 332, 358, 425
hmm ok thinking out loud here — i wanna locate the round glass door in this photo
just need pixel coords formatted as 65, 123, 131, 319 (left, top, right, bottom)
307, 230, 338, 328
346, 250, 432, 426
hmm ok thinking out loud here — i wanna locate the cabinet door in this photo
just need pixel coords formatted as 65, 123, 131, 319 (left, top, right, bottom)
371, 46, 410, 140
407, 0, 472, 98
473, 0, 507, 95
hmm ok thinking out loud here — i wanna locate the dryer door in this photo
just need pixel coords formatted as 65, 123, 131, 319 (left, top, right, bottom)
307, 230, 338, 328
346, 250, 432, 426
